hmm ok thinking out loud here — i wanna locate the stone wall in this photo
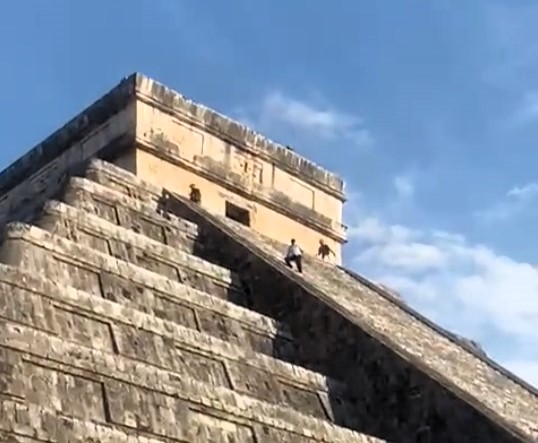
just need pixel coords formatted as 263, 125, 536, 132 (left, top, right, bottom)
0, 157, 382, 442
64, 159, 538, 442
0, 154, 535, 442
134, 73, 344, 198
0, 233, 377, 441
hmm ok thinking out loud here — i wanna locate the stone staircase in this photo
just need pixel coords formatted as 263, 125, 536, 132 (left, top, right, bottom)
0, 160, 383, 442
0, 158, 536, 442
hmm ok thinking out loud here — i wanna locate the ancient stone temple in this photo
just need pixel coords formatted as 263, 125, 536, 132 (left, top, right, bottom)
0, 73, 536, 443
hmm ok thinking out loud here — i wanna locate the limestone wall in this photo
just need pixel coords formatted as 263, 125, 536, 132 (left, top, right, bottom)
134, 99, 346, 262
57, 158, 536, 442
0, 224, 377, 441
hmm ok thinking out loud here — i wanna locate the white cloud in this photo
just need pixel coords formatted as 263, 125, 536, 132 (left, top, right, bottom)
507, 181, 538, 199
234, 83, 538, 388
262, 92, 360, 135
348, 216, 416, 244
235, 91, 374, 149
393, 174, 415, 199
346, 209, 538, 387
476, 181, 538, 222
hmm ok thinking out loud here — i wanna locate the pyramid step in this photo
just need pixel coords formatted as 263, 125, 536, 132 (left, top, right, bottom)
62, 175, 198, 253
0, 223, 294, 361
0, 320, 381, 442
85, 158, 170, 207
0, 264, 367, 438
38, 197, 246, 304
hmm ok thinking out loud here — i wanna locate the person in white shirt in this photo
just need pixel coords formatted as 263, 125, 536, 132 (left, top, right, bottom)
285, 239, 303, 273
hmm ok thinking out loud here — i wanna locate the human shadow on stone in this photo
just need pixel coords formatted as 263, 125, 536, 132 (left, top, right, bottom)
156, 189, 524, 443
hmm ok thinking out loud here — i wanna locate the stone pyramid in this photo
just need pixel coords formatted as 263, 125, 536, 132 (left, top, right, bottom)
0, 74, 536, 443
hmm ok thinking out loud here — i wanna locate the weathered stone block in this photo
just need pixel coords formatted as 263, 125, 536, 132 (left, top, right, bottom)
42, 188, 241, 294
0, 223, 292, 358
0, 321, 379, 442
0, 264, 354, 424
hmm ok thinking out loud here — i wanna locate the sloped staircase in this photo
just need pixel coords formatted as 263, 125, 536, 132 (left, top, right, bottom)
0, 158, 536, 442
0, 160, 383, 442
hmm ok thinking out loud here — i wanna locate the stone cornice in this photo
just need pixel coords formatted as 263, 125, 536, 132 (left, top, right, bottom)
134, 73, 346, 201
0, 72, 346, 204
136, 138, 348, 244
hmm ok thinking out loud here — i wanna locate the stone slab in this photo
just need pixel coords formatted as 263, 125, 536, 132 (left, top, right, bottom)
38, 198, 240, 295
0, 319, 381, 442
63, 174, 198, 252
0, 261, 351, 414
0, 222, 294, 360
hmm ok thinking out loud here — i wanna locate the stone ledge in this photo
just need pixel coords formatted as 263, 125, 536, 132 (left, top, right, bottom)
73, 172, 199, 233
135, 73, 345, 199
0, 264, 353, 421
38, 199, 295, 340
0, 399, 168, 443
0, 264, 337, 394
0, 223, 293, 348
61, 175, 201, 251
40, 198, 236, 285
134, 141, 349, 242
0, 321, 381, 442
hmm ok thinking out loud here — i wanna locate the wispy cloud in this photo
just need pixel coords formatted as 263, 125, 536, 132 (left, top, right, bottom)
507, 182, 538, 199
234, 91, 374, 149
346, 197, 538, 387
475, 181, 538, 222
393, 173, 415, 199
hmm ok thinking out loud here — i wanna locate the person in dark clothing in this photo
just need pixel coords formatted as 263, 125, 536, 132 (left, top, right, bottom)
284, 239, 303, 273
189, 184, 201, 203
317, 239, 335, 261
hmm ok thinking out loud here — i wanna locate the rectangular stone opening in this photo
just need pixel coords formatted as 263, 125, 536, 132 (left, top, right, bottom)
225, 201, 250, 227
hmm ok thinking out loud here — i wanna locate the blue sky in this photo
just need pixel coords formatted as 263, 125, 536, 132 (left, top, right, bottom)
2, 0, 538, 387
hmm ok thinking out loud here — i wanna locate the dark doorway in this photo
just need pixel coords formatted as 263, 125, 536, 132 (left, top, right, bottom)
225, 201, 251, 226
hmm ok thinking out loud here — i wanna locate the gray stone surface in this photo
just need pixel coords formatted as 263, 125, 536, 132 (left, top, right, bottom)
0, 222, 295, 362
78, 164, 536, 441
0, 262, 366, 440
200, 214, 537, 442
79, 158, 538, 441
0, 156, 536, 442
0, 321, 378, 442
